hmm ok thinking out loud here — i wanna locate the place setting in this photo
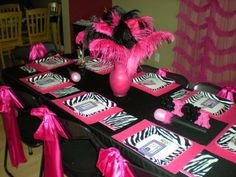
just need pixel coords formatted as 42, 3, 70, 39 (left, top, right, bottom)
20, 71, 75, 94
131, 72, 180, 96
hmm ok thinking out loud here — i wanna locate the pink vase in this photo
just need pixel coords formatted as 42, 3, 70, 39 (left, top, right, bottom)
109, 63, 131, 97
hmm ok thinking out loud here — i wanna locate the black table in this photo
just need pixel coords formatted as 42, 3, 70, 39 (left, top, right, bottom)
2, 61, 236, 177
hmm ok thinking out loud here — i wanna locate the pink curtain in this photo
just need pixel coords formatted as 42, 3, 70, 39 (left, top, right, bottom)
172, 0, 236, 87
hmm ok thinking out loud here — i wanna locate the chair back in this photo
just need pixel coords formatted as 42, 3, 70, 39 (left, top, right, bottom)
0, 3, 20, 12
0, 11, 22, 68
192, 82, 221, 95
166, 72, 190, 88
0, 11, 22, 44
26, 8, 51, 45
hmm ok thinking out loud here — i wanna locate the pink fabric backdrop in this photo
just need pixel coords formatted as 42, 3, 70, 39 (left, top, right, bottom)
172, 0, 236, 87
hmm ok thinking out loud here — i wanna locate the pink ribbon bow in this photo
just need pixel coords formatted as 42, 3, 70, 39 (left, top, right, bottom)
96, 147, 135, 177
194, 110, 211, 129
29, 43, 47, 62
31, 106, 68, 177
171, 100, 184, 117
217, 86, 236, 102
156, 68, 174, 77
0, 86, 26, 167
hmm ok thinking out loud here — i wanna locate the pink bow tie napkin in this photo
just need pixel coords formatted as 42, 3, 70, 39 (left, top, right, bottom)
31, 106, 68, 177
96, 147, 135, 177
0, 86, 26, 167
156, 68, 174, 77
217, 86, 236, 102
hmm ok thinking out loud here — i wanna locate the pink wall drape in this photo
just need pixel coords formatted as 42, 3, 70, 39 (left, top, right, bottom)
172, 0, 236, 87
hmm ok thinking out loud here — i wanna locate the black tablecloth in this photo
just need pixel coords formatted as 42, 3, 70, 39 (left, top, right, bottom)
2, 62, 236, 177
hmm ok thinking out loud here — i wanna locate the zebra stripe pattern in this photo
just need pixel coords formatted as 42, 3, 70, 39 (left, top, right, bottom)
28, 73, 69, 85
183, 153, 219, 177
20, 65, 36, 73
102, 111, 138, 130
185, 91, 233, 116
63, 92, 116, 117
132, 73, 174, 91
125, 125, 192, 166
34, 56, 68, 65
217, 125, 236, 153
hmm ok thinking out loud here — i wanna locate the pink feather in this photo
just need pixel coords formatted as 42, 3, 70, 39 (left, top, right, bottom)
126, 16, 155, 41
93, 19, 113, 36
112, 11, 121, 27
89, 39, 129, 64
76, 31, 86, 44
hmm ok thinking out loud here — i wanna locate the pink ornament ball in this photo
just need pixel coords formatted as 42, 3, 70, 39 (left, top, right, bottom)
70, 71, 81, 82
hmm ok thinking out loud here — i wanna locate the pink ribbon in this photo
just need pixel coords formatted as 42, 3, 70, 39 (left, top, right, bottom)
156, 68, 174, 77
217, 86, 236, 102
29, 43, 47, 62
171, 100, 184, 117
96, 147, 135, 177
31, 106, 68, 177
0, 86, 26, 167
194, 110, 211, 129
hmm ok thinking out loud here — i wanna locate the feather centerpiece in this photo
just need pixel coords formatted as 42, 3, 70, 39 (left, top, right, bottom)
76, 6, 174, 76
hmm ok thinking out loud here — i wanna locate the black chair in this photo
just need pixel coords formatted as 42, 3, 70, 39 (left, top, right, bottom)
4, 89, 43, 177
11, 42, 57, 65
59, 119, 104, 177
192, 82, 222, 95
139, 64, 190, 88
192, 82, 236, 102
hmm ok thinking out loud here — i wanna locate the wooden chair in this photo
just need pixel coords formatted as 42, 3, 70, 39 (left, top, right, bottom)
0, 3, 20, 12
0, 11, 22, 69
192, 82, 236, 102
192, 82, 221, 95
26, 8, 51, 45
48, 2, 62, 50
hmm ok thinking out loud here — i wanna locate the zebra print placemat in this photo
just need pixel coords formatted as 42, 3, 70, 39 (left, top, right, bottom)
112, 119, 204, 174
26, 56, 75, 72
184, 91, 233, 116
131, 72, 180, 96
52, 92, 123, 124
20, 72, 74, 94
217, 125, 236, 153
171, 89, 191, 100
85, 59, 114, 75
20, 65, 37, 74
99, 111, 138, 131
206, 124, 236, 163
50, 86, 80, 98
182, 152, 219, 177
